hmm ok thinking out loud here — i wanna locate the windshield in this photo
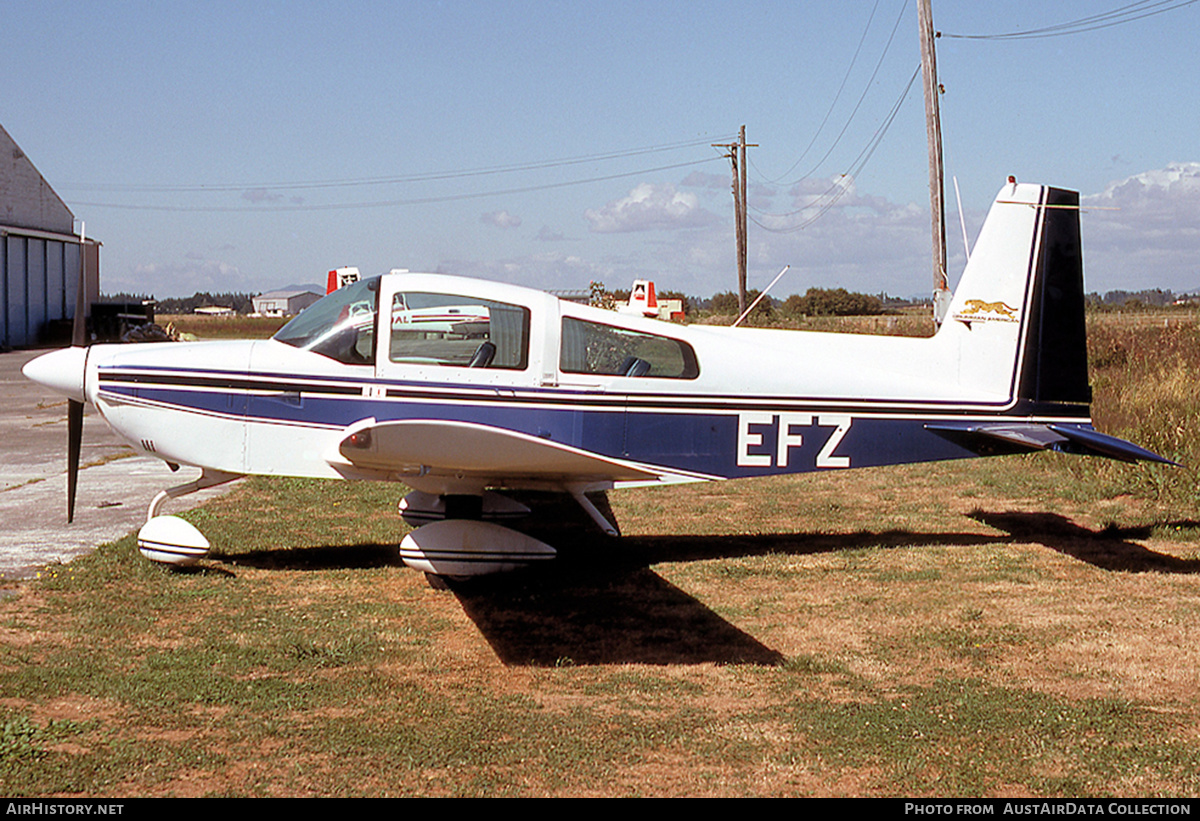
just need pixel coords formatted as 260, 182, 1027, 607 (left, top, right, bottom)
273, 277, 379, 365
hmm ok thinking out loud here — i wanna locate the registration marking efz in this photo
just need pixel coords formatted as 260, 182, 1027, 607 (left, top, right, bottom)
736, 412, 852, 469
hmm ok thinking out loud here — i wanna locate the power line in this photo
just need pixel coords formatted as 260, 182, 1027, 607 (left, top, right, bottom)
763, 0, 911, 190
750, 64, 921, 234
941, 0, 1197, 40
58, 135, 732, 193
751, 0, 883, 186
67, 157, 723, 213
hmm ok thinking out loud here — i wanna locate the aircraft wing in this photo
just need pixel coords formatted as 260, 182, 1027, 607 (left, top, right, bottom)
925, 422, 1178, 466
332, 418, 663, 483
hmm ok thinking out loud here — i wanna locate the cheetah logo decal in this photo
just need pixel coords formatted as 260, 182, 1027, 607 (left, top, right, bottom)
952, 299, 1019, 324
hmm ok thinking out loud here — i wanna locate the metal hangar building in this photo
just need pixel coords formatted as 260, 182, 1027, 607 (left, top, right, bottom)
1, 122, 99, 348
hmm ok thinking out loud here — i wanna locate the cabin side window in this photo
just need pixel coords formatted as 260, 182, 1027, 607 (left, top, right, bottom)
559, 317, 699, 379
389, 292, 530, 370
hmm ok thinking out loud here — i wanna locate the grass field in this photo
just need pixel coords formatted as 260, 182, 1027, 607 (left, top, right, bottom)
158, 313, 290, 340
1, 310, 1198, 797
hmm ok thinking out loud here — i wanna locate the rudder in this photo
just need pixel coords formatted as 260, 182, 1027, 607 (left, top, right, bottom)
1016, 187, 1091, 409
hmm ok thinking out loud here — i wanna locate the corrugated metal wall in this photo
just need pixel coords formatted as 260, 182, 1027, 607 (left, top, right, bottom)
0, 227, 97, 348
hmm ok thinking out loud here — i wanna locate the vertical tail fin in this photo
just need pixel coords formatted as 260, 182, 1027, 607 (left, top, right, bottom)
929, 181, 1174, 465
938, 182, 1090, 416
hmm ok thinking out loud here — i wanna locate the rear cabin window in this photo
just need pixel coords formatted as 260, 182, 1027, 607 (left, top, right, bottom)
560, 317, 699, 379
389, 292, 530, 370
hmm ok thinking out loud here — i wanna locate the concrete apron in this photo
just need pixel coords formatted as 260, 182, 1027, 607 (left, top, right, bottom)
1, 348, 239, 580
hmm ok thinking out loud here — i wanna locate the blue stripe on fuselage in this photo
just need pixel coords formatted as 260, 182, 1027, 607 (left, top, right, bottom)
99, 376, 998, 479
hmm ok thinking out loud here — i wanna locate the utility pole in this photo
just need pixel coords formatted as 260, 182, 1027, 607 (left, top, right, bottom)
919, 0, 951, 325
713, 126, 756, 315
737, 125, 749, 316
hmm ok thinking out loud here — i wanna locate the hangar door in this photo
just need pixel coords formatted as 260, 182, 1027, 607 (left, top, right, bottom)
0, 227, 98, 348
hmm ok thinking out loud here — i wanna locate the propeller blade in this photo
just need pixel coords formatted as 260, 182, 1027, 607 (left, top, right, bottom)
67, 399, 83, 523
73, 233, 87, 347
68, 227, 87, 522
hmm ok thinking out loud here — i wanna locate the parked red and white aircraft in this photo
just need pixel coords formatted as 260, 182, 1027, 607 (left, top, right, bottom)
23, 181, 1172, 578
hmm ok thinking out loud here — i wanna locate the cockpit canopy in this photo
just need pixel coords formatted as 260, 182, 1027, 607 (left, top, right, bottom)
273, 276, 380, 365
273, 276, 531, 369
275, 273, 698, 378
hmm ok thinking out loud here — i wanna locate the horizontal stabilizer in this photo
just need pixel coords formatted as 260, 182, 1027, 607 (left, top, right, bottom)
925, 422, 1177, 466
1047, 424, 1179, 466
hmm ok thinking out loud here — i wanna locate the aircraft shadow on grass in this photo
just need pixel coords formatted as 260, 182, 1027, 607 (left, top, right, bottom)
969, 510, 1200, 574
208, 508, 1199, 667
214, 528, 991, 666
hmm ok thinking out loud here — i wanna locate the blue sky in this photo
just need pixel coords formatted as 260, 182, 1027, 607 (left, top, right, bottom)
3, 1, 1198, 299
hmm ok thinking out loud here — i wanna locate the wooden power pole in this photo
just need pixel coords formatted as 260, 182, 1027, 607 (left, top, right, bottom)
918, 0, 951, 324
714, 126, 755, 315
738, 126, 749, 315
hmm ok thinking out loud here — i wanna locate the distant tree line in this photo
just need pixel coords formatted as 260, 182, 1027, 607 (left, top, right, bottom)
1086, 289, 1195, 310
783, 287, 884, 316
108, 284, 905, 322
111, 283, 1193, 323
103, 292, 258, 314
701, 287, 886, 319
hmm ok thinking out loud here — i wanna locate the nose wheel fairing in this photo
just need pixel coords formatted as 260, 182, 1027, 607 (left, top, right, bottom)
136, 469, 243, 566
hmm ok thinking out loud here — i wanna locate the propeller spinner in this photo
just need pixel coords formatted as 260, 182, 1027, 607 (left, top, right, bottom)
18, 343, 92, 521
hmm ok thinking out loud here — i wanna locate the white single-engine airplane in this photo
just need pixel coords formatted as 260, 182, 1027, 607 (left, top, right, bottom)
23, 181, 1173, 578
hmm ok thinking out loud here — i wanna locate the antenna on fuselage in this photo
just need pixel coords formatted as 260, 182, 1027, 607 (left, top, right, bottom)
953, 176, 971, 264
732, 265, 790, 328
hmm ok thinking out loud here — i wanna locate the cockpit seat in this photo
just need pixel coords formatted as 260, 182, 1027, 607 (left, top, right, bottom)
468, 341, 497, 368
620, 356, 651, 377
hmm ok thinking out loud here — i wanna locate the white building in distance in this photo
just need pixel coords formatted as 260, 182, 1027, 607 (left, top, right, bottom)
252, 289, 321, 317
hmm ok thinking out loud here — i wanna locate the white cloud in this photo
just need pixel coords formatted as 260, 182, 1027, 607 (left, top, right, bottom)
481, 210, 522, 228
789, 174, 848, 200
1084, 163, 1200, 233
241, 188, 284, 204
109, 258, 255, 298
679, 170, 728, 190
1081, 163, 1200, 291
682, 169, 777, 209
430, 169, 1200, 299
783, 174, 903, 216
436, 252, 611, 291
585, 182, 719, 233
535, 225, 565, 242
440, 178, 935, 298
725, 165, 1200, 298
